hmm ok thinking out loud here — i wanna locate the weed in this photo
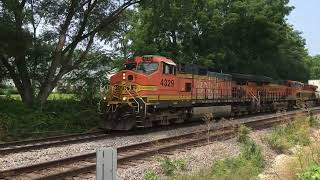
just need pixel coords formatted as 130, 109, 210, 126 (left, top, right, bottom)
298, 164, 320, 180
238, 125, 251, 144
175, 159, 187, 171
264, 117, 311, 153
159, 157, 188, 176
308, 112, 320, 128
176, 127, 264, 180
144, 170, 158, 180
209, 139, 264, 180
159, 156, 177, 176
202, 113, 214, 144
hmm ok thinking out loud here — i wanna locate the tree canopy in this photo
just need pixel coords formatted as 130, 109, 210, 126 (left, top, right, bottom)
0, 0, 317, 107
128, 0, 310, 81
0, 0, 140, 106
309, 55, 320, 80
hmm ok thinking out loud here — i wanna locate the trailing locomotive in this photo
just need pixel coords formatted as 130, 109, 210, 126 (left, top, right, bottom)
100, 55, 318, 130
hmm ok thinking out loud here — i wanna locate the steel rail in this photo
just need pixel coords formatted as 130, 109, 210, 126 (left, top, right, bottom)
0, 131, 109, 155
0, 131, 106, 148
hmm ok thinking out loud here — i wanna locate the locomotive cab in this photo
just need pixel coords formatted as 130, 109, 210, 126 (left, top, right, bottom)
101, 55, 178, 130
107, 55, 177, 102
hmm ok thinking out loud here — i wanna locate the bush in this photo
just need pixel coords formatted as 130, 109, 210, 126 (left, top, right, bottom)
0, 97, 100, 141
264, 118, 311, 153
298, 165, 320, 180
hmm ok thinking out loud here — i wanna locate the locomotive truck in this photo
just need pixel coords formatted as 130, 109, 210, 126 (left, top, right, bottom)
100, 55, 317, 130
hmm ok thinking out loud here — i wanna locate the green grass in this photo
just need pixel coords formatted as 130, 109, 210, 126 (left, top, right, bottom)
0, 86, 18, 95
298, 164, 320, 180
264, 117, 311, 153
0, 95, 100, 142
0, 93, 75, 101
176, 126, 264, 180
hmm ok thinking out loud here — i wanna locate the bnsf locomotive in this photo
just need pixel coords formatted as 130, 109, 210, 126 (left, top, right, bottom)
100, 55, 318, 130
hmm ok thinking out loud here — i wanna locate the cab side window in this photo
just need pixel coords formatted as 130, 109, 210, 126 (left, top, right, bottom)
163, 63, 176, 75
169, 66, 173, 74
185, 83, 192, 92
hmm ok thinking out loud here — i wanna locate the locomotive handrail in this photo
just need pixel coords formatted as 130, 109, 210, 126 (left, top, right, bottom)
247, 88, 260, 106
125, 88, 140, 113
125, 88, 147, 117
134, 92, 147, 117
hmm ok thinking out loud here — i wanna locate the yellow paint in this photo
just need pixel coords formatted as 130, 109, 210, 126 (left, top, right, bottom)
141, 95, 192, 101
177, 73, 210, 80
109, 82, 157, 94
136, 85, 158, 92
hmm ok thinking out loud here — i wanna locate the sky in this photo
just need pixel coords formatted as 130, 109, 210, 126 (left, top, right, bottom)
287, 0, 320, 56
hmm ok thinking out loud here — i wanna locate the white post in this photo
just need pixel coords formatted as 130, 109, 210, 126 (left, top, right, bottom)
96, 147, 117, 180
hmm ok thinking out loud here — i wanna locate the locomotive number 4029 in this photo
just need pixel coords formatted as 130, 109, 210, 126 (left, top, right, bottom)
160, 79, 174, 87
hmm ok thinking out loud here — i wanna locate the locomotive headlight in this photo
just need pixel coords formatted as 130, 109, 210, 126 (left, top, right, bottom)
122, 72, 126, 80
122, 97, 127, 101
103, 97, 107, 100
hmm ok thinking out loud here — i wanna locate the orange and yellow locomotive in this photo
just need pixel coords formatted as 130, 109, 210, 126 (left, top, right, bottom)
101, 55, 317, 130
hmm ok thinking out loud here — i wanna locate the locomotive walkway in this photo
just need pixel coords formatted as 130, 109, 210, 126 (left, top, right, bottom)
1, 107, 319, 179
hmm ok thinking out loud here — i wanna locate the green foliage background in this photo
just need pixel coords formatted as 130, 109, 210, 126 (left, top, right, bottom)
127, 0, 312, 81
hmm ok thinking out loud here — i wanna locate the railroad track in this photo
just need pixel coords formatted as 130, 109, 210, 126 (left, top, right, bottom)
0, 121, 215, 155
0, 131, 110, 155
1, 107, 318, 180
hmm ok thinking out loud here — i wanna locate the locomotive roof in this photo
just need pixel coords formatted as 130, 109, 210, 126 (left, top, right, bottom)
231, 73, 273, 83
141, 55, 176, 65
126, 55, 176, 65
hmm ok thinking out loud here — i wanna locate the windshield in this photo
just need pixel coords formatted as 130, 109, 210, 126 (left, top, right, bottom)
137, 62, 159, 74
124, 63, 136, 70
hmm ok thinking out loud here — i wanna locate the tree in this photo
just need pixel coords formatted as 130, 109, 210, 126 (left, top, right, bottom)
309, 55, 320, 79
63, 50, 112, 104
128, 0, 310, 81
0, 0, 141, 106
0, 63, 7, 83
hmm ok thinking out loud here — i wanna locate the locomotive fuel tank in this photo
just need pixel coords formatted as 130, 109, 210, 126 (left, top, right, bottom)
191, 105, 232, 119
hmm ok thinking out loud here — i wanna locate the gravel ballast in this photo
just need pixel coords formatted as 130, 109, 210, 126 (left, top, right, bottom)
2, 113, 314, 179
0, 122, 232, 170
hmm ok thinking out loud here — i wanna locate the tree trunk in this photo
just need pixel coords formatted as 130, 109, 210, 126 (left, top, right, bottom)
0, 55, 34, 107
37, 85, 54, 106
37, 69, 67, 105
20, 88, 35, 107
